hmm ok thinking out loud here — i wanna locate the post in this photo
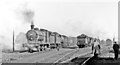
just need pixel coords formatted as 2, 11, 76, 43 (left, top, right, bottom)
54, 33, 57, 48
46, 30, 47, 43
108, 47, 110, 58
54, 34, 56, 44
13, 30, 15, 52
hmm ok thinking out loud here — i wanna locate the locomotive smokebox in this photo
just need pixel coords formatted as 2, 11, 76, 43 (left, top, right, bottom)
31, 21, 34, 29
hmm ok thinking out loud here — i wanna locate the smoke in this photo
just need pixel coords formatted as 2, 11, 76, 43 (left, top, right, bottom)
15, 32, 27, 44
1, 2, 35, 51
15, 2, 35, 24
0, 35, 12, 50
15, 32, 27, 50
12, 5, 35, 50
21, 9, 34, 23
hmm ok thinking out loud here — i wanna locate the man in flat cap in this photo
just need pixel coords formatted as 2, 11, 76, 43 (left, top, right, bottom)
113, 41, 119, 60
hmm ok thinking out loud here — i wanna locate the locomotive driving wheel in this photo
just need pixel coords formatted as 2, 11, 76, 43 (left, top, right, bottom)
28, 48, 33, 53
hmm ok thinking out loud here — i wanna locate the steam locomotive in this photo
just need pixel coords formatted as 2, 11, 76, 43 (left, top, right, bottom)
24, 22, 68, 52
77, 34, 93, 48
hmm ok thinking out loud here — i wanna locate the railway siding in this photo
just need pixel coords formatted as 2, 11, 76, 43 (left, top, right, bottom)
52, 47, 92, 64
52, 45, 108, 65
66, 46, 120, 65
51, 45, 108, 64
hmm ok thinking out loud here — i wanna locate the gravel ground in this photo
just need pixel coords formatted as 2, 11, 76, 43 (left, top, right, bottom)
86, 47, 120, 65
52, 45, 113, 65
2, 49, 52, 63
2, 48, 75, 63
2, 44, 110, 64
85, 57, 120, 65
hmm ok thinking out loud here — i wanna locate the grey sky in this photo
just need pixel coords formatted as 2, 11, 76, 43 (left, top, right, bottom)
22, 1, 118, 39
0, 0, 118, 48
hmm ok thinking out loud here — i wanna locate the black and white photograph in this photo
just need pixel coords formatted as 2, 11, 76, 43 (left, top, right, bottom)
0, 0, 119, 65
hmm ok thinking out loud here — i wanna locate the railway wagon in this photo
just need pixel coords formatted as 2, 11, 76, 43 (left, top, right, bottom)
61, 35, 69, 48
55, 33, 61, 48
40, 29, 50, 48
49, 32, 56, 48
77, 34, 92, 48
67, 37, 77, 46
49, 32, 61, 49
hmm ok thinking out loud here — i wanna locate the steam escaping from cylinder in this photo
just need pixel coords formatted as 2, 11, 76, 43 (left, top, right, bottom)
14, 7, 35, 50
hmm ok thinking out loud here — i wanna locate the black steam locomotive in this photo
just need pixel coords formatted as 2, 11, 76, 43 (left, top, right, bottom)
24, 22, 68, 52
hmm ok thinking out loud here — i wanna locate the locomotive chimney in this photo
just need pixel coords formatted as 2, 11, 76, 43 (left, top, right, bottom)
31, 21, 34, 30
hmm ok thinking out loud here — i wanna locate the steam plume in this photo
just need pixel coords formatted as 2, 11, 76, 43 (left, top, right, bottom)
21, 8, 34, 23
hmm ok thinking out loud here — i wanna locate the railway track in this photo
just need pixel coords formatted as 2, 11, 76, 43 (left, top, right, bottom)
50, 52, 93, 65
2, 45, 109, 65
51, 47, 92, 65
53, 49, 79, 63
35, 48, 78, 63
51, 46, 109, 65
81, 55, 95, 65
78, 47, 111, 65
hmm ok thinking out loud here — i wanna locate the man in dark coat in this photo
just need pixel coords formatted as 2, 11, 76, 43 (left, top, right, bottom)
113, 42, 119, 60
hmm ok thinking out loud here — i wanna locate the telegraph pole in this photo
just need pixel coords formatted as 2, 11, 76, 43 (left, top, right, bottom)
13, 30, 15, 52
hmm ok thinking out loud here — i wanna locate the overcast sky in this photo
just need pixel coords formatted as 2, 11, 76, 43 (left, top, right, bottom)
0, 0, 118, 48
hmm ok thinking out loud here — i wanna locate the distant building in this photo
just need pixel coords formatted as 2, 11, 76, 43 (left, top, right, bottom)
100, 40, 106, 44
106, 39, 112, 46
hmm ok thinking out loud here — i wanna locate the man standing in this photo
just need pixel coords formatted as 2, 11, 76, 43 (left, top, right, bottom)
57, 44, 60, 51
91, 39, 94, 54
113, 42, 119, 60
98, 40, 101, 54
94, 39, 99, 54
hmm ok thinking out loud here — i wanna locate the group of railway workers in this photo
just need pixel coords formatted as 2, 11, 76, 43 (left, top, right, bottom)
91, 38, 119, 60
